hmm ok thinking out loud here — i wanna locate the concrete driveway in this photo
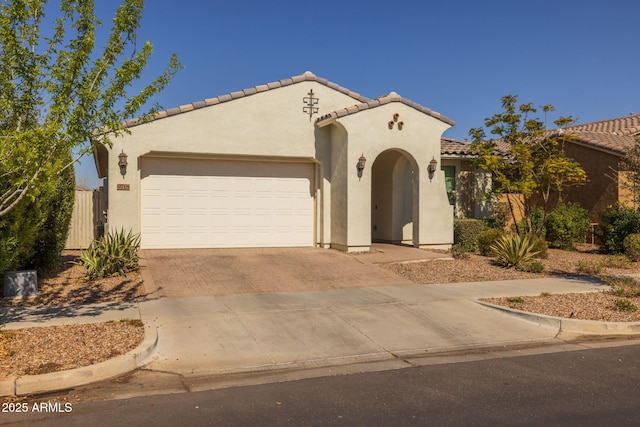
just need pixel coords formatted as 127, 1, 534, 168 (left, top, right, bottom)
140, 245, 448, 298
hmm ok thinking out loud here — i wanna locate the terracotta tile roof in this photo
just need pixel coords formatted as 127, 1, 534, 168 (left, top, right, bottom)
440, 137, 475, 156
442, 137, 508, 158
558, 113, 640, 155
123, 71, 370, 128
568, 114, 640, 135
315, 91, 455, 127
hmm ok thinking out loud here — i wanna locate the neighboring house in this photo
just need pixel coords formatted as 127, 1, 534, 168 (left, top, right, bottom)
440, 137, 492, 219
93, 71, 456, 252
557, 113, 640, 222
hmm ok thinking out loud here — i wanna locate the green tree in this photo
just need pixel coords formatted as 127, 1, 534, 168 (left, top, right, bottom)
0, 0, 182, 218
469, 95, 587, 236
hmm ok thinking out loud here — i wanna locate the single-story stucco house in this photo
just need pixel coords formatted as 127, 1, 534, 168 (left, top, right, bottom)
93, 71, 483, 252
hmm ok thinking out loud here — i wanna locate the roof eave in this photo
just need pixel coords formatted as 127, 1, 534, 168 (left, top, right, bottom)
123, 71, 371, 130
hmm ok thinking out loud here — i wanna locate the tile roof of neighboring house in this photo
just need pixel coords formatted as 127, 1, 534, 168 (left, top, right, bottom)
443, 136, 508, 158
122, 71, 370, 128
558, 113, 640, 155
440, 137, 475, 156
315, 91, 455, 127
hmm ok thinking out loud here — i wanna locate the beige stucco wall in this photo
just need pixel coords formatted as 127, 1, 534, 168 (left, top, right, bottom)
326, 102, 453, 250
102, 78, 454, 251
105, 82, 361, 239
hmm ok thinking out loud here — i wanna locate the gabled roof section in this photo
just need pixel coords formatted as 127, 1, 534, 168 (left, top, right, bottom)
122, 71, 370, 128
315, 91, 455, 127
558, 113, 640, 155
441, 137, 475, 157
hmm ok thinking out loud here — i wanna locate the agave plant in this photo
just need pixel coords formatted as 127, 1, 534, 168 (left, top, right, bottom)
79, 243, 107, 280
79, 229, 140, 280
489, 233, 542, 269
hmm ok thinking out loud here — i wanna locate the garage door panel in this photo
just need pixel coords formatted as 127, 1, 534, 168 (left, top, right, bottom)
141, 158, 314, 249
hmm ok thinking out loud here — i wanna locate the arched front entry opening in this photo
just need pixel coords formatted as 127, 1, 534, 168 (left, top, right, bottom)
371, 149, 419, 247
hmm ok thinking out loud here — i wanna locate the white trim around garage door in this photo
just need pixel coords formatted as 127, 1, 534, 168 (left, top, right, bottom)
140, 156, 316, 249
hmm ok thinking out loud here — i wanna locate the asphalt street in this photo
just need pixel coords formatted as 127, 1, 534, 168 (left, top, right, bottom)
4, 342, 640, 426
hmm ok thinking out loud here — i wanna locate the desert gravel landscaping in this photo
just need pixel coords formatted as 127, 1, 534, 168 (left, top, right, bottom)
0, 321, 144, 378
2, 246, 640, 387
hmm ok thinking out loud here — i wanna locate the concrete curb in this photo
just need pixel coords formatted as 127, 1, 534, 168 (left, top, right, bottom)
0, 322, 158, 397
476, 300, 640, 335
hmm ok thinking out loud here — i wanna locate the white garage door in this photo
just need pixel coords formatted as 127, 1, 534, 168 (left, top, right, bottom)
140, 157, 315, 249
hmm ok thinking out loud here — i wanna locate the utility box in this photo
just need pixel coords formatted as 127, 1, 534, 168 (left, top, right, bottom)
3, 270, 38, 299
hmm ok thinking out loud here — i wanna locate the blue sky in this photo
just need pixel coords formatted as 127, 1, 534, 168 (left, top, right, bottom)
75, 0, 640, 187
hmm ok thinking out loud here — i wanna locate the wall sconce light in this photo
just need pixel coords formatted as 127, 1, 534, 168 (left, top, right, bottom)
118, 150, 128, 177
357, 153, 367, 180
428, 157, 437, 181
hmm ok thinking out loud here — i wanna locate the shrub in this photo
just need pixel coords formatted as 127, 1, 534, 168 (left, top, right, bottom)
518, 260, 545, 273
576, 259, 603, 275
80, 230, 140, 280
603, 254, 632, 269
604, 276, 640, 298
600, 204, 640, 254
453, 219, 485, 253
478, 228, 506, 256
26, 158, 75, 275
0, 236, 18, 278
450, 244, 470, 259
544, 203, 590, 250
487, 201, 510, 230
515, 206, 546, 237
0, 190, 48, 275
490, 233, 541, 268
0, 153, 75, 277
528, 233, 548, 259
623, 233, 640, 262
613, 298, 638, 312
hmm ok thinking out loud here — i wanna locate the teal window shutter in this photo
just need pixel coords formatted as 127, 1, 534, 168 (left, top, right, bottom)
442, 166, 456, 205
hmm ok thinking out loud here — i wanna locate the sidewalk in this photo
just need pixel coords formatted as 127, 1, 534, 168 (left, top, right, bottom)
5, 276, 638, 397
138, 277, 608, 377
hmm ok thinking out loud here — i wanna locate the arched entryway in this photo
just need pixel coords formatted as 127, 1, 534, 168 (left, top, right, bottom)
371, 149, 419, 246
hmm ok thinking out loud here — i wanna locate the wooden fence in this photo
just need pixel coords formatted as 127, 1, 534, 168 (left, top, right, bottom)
65, 187, 105, 249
